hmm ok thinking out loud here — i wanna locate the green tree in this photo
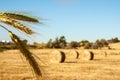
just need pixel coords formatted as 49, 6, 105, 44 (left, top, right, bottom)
94, 39, 103, 49
46, 36, 67, 48
59, 36, 67, 48
84, 43, 92, 49
108, 37, 120, 43
100, 39, 108, 47
91, 43, 99, 49
46, 39, 53, 48
52, 37, 60, 48
80, 40, 89, 47
68, 41, 79, 49
92, 39, 108, 49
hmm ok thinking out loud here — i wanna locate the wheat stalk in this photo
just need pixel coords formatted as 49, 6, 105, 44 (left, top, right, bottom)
8, 31, 42, 77
0, 25, 42, 77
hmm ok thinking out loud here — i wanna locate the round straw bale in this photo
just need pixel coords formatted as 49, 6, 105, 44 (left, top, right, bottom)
49, 50, 65, 63
68, 50, 79, 59
80, 50, 94, 60
64, 50, 79, 62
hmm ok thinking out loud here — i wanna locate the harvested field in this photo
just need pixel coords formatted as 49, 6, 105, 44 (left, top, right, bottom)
0, 49, 120, 80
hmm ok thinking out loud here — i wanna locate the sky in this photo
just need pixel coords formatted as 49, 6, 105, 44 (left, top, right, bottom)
0, 0, 120, 43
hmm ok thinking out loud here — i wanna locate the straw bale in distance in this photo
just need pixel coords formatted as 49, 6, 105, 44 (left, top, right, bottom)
49, 50, 65, 63
79, 50, 94, 60
64, 50, 79, 62
66, 50, 79, 59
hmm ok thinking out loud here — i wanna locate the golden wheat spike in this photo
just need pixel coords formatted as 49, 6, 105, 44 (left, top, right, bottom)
8, 31, 42, 78
0, 12, 39, 22
0, 17, 34, 34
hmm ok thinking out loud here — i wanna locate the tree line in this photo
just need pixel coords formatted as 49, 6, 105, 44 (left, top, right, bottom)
0, 36, 120, 49
44, 36, 120, 49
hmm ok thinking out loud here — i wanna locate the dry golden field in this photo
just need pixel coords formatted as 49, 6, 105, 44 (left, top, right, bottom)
0, 49, 120, 80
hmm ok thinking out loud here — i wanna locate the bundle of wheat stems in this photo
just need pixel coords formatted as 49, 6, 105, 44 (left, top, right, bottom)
0, 12, 42, 79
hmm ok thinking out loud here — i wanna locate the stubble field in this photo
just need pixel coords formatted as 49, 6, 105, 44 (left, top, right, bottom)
0, 49, 120, 80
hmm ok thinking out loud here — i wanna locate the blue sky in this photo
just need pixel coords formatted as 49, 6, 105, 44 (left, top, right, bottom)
0, 0, 120, 43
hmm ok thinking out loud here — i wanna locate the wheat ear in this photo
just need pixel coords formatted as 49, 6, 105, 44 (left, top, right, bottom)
0, 18, 34, 34
0, 12, 39, 22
